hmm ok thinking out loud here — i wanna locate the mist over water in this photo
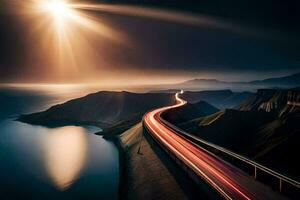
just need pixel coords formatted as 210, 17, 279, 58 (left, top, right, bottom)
0, 85, 119, 200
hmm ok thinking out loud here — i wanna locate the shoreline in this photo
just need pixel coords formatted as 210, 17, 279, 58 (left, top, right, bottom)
110, 135, 128, 200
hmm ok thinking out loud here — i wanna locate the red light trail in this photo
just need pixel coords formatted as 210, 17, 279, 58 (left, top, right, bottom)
144, 92, 283, 200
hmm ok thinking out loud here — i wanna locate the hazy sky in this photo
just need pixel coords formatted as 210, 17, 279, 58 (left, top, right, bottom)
0, 0, 299, 84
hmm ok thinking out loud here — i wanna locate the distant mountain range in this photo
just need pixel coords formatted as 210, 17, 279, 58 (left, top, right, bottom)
168, 73, 300, 91
247, 73, 300, 86
183, 72, 300, 86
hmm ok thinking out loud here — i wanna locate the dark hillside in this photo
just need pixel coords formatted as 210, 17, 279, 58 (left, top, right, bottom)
165, 88, 300, 179
181, 90, 252, 109
162, 101, 219, 124
19, 91, 175, 130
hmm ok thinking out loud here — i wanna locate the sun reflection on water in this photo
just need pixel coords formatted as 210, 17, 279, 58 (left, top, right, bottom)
43, 126, 88, 190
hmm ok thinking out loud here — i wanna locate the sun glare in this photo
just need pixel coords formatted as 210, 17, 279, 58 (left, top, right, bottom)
38, 0, 72, 30
17, 0, 126, 81
42, 0, 70, 18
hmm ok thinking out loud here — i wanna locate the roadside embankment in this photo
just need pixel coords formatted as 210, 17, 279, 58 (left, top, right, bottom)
118, 123, 189, 199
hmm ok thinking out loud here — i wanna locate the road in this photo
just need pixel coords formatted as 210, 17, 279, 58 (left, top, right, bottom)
143, 92, 284, 200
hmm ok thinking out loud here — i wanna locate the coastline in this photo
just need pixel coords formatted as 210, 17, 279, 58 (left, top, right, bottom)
111, 134, 128, 200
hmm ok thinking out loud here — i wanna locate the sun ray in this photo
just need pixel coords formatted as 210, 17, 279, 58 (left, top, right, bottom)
11, 0, 127, 81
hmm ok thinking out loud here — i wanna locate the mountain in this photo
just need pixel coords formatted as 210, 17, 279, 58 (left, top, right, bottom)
171, 73, 300, 91
148, 89, 181, 93
180, 79, 227, 86
164, 88, 300, 179
221, 91, 254, 109
18, 91, 175, 130
162, 101, 219, 124
180, 90, 253, 109
170, 79, 234, 91
252, 110, 300, 178
249, 73, 300, 86
236, 88, 300, 115
178, 109, 274, 153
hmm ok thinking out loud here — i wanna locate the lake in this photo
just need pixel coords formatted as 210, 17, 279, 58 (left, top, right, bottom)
0, 84, 120, 200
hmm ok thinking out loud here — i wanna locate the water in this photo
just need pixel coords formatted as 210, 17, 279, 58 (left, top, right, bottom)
0, 85, 119, 200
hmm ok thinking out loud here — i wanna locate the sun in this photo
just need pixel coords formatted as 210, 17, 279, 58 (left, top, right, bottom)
36, 0, 74, 35
42, 0, 69, 15
18, 0, 125, 80
40, 0, 71, 19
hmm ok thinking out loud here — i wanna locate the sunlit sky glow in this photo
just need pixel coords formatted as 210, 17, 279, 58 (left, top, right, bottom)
23, 0, 127, 81
0, 0, 299, 84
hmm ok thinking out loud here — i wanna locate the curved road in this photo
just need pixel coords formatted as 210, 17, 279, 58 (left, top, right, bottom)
143, 92, 284, 200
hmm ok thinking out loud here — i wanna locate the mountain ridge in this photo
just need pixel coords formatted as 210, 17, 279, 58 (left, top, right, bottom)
180, 72, 300, 87
237, 88, 300, 116
162, 101, 219, 124
181, 89, 253, 109
18, 91, 176, 130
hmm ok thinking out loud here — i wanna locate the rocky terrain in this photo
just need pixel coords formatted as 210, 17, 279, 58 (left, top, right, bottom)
163, 88, 300, 179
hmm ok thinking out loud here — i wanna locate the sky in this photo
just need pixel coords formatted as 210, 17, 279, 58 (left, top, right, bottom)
0, 0, 299, 84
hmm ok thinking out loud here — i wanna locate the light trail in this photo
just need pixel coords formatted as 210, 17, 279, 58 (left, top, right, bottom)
143, 92, 285, 199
